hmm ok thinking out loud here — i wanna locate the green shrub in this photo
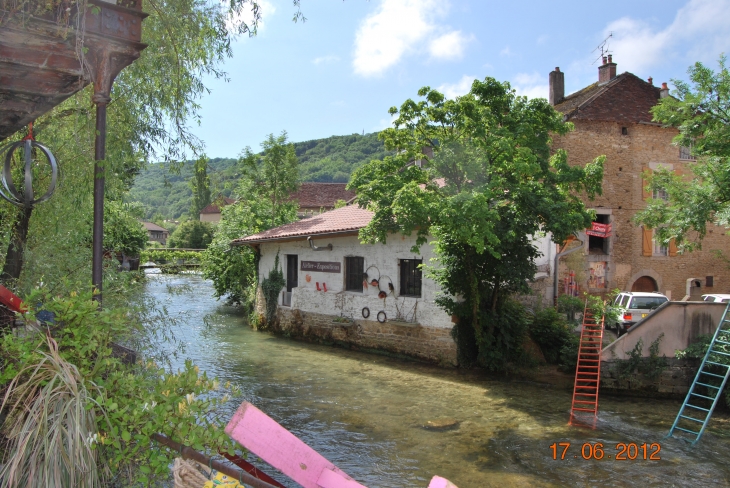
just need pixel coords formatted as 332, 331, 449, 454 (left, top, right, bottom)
0, 289, 240, 486
529, 306, 575, 365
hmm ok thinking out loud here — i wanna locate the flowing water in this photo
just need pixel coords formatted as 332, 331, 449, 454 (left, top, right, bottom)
145, 273, 730, 487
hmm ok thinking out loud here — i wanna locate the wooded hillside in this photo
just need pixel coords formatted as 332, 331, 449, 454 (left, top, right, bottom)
129, 132, 388, 219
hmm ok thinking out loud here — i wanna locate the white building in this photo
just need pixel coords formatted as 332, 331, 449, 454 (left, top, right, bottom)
232, 205, 557, 365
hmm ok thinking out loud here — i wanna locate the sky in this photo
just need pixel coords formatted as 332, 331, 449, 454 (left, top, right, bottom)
192, 0, 730, 159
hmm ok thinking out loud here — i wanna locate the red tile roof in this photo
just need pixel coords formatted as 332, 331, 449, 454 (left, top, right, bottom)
141, 221, 168, 232
288, 183, 356, 208
232, 205, 373, 245
554, 72, 662, 123
200, 197, 236, 214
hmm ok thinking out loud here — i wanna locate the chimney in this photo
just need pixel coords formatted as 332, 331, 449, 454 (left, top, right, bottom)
549, 67, 564, 106
598, 54, 617, 84
660, 82, 669, 98
648, 77, 653, 85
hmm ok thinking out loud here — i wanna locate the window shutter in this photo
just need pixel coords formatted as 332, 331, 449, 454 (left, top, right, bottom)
642, 166, 652, 200
669, 238, 678, 257
642, 227, 653, 256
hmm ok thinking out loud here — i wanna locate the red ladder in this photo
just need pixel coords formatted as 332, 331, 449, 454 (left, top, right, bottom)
570, 303, 604, 426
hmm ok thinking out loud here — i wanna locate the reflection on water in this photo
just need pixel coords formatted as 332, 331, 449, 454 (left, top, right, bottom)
145, 274, 730, 487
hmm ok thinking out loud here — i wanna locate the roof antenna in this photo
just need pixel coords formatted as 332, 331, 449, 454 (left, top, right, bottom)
592, 32, 612, 65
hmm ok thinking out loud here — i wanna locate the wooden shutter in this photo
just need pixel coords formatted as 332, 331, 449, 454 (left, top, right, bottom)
642, 166, 652, 200
642, 227, 653, 256
669, 238, 678, 257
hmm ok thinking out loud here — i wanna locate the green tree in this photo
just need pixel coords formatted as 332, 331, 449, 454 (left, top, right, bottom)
635, 56, 730, 251
203, 132, 300, 305
104, 201, 148, 257
239, 132, 300, 227
348, 78, 604, 370
189, 155, 212, 219
168, 220, 214, 249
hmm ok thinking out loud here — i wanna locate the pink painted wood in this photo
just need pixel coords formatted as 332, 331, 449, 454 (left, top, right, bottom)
427, 476, 459, 488
225, 402, 366, 488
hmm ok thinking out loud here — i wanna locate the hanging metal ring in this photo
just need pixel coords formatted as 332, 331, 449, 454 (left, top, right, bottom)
0, 139, 58, 209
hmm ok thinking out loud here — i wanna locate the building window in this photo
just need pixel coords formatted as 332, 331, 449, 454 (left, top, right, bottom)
652, 187, 668, 201
653, 231, 668, 256
679, 145, 694, 160
621, 127, 628, 135
345, 256, 364, 292
399, 259, 422, 297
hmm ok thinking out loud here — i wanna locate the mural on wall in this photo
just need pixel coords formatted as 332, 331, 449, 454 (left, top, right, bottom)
588, 261, 607, 289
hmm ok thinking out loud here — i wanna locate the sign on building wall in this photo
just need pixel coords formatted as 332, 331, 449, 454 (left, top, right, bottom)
300, 261, 341, 273
586, 222, 612, 237
588, 261, 607, 288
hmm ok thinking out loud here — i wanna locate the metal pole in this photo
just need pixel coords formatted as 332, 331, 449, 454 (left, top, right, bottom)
92, 101, 107, 304
151, 433, 281, 488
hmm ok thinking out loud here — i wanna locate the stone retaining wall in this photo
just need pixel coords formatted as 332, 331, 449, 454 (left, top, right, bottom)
600, 358, 701, 398
271, 308, 457, 366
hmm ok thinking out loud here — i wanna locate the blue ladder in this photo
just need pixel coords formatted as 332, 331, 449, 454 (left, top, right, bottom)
668, 301, 730, 444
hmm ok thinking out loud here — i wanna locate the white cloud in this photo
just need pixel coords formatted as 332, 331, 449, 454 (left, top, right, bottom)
352, 0, 472, 77
499, 46, 513, 57
511, 72, 548, 99
313, 55, 340, 65
536, 35, 549, 45
375, 113, 399, 131
604, 0, 730, 74
226, 0, 276, 33
437, 75, 476, 99
429, 31, 473, 60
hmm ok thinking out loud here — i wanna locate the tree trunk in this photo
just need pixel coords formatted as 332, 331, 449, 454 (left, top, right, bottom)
1, 206, 32, 284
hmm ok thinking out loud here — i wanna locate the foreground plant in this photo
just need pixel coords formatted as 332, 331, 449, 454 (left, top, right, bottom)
0, 290, 240, 486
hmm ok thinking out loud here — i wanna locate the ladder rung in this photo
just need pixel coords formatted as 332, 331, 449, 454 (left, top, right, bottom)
572, 407, 597, 412
700, 371, 725, 379
679, 414, 705, 423
685, 404, 711, 412
575, 393, 598, 397
674, 427, 700, 435
690, 392, 718, 401
706, 361, 730, 367
714, 340, 730, 346
709, 350, 730, 357
697, 382, 721, 389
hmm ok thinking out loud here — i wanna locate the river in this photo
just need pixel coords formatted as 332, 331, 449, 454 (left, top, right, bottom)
144, 273, 730, 487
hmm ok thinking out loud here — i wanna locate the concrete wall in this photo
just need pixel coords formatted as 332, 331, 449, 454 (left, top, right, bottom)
200, 213, 221, 223
552, 120, 730, 300
601, 301, 727, 360
258, 233, 452, 329
257, 231, 556, 363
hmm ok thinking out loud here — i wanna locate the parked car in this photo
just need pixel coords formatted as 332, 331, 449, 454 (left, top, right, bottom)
702, 294, 730, 303
610, 292, 669, 335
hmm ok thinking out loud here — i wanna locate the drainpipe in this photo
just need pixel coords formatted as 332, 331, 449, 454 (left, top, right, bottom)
553, 235, 584, 305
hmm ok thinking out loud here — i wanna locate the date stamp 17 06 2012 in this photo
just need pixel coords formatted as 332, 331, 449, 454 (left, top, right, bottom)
550, 442, 661, 461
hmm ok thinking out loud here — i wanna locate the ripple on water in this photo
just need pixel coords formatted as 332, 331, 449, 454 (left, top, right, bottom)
143, 274, 730, 488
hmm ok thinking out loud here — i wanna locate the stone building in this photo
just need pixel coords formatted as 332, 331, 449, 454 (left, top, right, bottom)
549, 55, 730, 299
142, 221, 169, 246
232, 205, 556, 364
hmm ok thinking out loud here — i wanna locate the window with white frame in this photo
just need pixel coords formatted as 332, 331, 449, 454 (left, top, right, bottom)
652, 186, 668, 201
679, 145, 694, 160
653, 231, 668, 256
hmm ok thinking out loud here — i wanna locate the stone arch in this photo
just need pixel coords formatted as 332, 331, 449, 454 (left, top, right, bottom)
631, 276, 658, 292
625, 269, 663, 293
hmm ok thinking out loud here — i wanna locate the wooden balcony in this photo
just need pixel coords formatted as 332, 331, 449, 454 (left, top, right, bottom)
0, 0, 148, 140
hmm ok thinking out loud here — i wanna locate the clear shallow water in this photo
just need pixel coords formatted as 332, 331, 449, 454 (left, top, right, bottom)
145, 274, 730, 488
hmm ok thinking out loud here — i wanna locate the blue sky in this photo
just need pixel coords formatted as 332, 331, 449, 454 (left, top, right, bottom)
193, 0, 730, 159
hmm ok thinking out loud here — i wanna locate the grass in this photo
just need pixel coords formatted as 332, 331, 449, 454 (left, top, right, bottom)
0, 334, 106, 488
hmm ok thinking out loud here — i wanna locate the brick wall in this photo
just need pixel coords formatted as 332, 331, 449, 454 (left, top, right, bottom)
553, 120, 730, 298
271, 307, 458, 366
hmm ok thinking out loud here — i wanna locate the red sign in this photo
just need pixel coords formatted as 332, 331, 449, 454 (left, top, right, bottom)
586, 222, 612, 238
